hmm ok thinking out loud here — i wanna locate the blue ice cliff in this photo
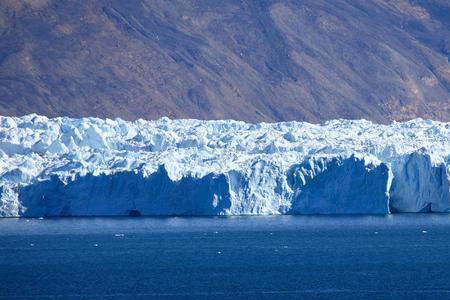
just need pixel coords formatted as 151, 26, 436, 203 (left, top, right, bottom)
1, 115, 449, 216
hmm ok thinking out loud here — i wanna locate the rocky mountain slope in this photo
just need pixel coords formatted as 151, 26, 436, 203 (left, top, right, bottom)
0, 0, 449, 122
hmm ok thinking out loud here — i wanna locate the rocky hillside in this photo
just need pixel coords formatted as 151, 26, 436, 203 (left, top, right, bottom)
0, 0, 449, 122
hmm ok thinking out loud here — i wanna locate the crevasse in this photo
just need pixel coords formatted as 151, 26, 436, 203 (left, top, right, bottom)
1, 114, 449, 217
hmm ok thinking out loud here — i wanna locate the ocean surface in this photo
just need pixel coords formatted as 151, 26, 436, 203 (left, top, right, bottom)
2, 215, 450, 299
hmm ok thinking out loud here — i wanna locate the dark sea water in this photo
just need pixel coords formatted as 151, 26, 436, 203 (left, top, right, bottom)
2, 215, 450, 299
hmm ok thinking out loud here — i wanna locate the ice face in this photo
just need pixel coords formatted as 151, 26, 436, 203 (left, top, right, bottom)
287, 156, 391, 214
389, 152, 450, 212
1, 114, 450, 216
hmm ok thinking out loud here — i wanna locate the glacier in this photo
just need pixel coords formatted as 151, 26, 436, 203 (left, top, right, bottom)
1, 114, 450, 217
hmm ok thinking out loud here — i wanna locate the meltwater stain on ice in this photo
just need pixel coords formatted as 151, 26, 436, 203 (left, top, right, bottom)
127, 210, 141, 217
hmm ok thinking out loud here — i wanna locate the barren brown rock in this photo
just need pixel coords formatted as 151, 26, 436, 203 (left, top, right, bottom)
0, 0, 449, 122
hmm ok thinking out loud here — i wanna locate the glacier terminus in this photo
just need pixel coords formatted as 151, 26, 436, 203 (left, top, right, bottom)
1, 114, 450, 217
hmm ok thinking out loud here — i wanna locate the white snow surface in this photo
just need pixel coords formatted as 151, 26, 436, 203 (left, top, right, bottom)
1, 114, 450, 216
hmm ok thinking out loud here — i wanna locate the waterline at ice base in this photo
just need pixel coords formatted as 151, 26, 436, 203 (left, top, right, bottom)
1, 114, 450, 217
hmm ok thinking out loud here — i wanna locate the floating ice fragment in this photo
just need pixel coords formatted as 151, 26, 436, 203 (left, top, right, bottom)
114, 234, 125, 237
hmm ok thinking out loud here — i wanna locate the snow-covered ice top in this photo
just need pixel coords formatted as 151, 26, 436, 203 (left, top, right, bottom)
1, 114, 450, 216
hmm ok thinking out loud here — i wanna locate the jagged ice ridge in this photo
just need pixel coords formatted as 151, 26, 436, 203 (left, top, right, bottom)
1, 114, 450, 217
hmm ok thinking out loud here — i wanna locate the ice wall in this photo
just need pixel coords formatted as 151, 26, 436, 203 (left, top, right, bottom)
389, 152, 450, 212
18, 166, 231, 217
1, 115, 450, 216
287, 156, 391, 214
